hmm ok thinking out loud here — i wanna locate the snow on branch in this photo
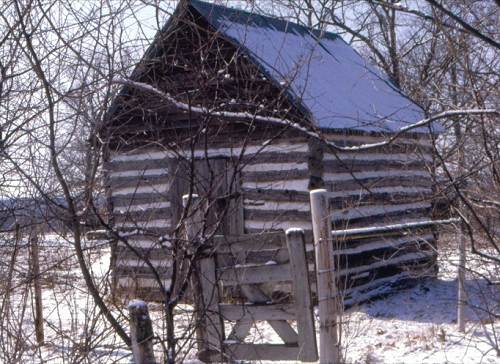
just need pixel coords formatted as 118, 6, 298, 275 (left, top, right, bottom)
113, 79, 498, 152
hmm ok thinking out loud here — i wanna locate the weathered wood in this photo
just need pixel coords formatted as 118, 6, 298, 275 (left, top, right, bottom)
128, 300, 157, 364
323, 174, 433, 189
332, 231, 435, 254
198, 254, 225, 353
236, 283, 299, 347
112, 195, 170, 208
29, 230, 44, 346
243, 208, 310, 222
268, 320, 299, 344
342, 254, 435, 283
113, 266, 172, 277
331, 208, 432, 228
108, 170, 169, 182
308, 138, 324, 190
285, 228, 318, 361
328, 190, 434, 209
331, 201, 431, 223
219, 303, 295, 321
114, 246, 171, 260
208, 343, 301, 361
240, 284, 271, 303
113, 209, 173, 225
218, 263, 290, 286
310, 189, 340, 364
86, 230, 110, 240
227, 319, 254, 342
216, 247, 289, 267
330, 238, 435, 270
183, 194, 225, 358
106, 159, 171, 173
242, 168, 309, 182
226, 164, 244, 236
241, 188, 310, 202
242, 151, 310, 164
457, 222, 467, 332
108, 176, 171, 190
323, 158, 427, 173
212, 231, 286, 252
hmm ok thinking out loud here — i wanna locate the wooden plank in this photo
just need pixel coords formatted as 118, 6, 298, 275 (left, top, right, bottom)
323, 159, 427, 173
332, 232, 435, 254
219, 303, 295, 321
216, 247, 289, 267
268, 321, 299, 345
212, 231, 285, 253
331, 202, 431, 223
105, 159, 170, 172
244, 208, 310, 222
285, 228, 318, 361
227, 320, 253, 342
108, 175, 170, 190
113, 266, 172, 276
221, 343, 301, 361
111, 183, 170, 198
109, 172, 169, 184
112, 194, 170, 207
114, 246, 171, 260
237, 284, 298, 345
242, 168, 309, 182
113, 208, 173, 224
328, 190, 434, 209
330, 208, 432, 229
86, 230, 109, 240
241, 151, 310, 164
323, 175, 433, 190
239, 284, 270, 303
218, 263, 290, 286
241, 188, 310, 202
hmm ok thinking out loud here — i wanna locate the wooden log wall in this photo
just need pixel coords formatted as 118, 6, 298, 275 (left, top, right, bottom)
322, 132, 438, 305
107, 148, 174, 299
106, 137, 313, 300
106, 131, 438, 305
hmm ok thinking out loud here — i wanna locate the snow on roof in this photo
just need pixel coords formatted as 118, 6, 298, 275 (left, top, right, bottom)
190, 0, 433, 134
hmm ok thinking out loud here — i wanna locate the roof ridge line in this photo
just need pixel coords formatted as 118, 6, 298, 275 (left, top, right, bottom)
189, 0, 339, 41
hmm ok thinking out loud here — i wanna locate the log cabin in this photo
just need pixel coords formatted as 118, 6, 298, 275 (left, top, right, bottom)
102, 0, 440, 304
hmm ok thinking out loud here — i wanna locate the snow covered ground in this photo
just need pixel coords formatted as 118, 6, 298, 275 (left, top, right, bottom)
0, 233, 498, 363
341, 258, 499, 364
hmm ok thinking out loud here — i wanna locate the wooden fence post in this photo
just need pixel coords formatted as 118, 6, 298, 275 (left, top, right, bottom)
29, 227, 44, 346
457, 222, 467, 332
310, 189, 340, 364
182, 194, 224, 360
285, 228, 318, 362
128, 300, 157, 364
